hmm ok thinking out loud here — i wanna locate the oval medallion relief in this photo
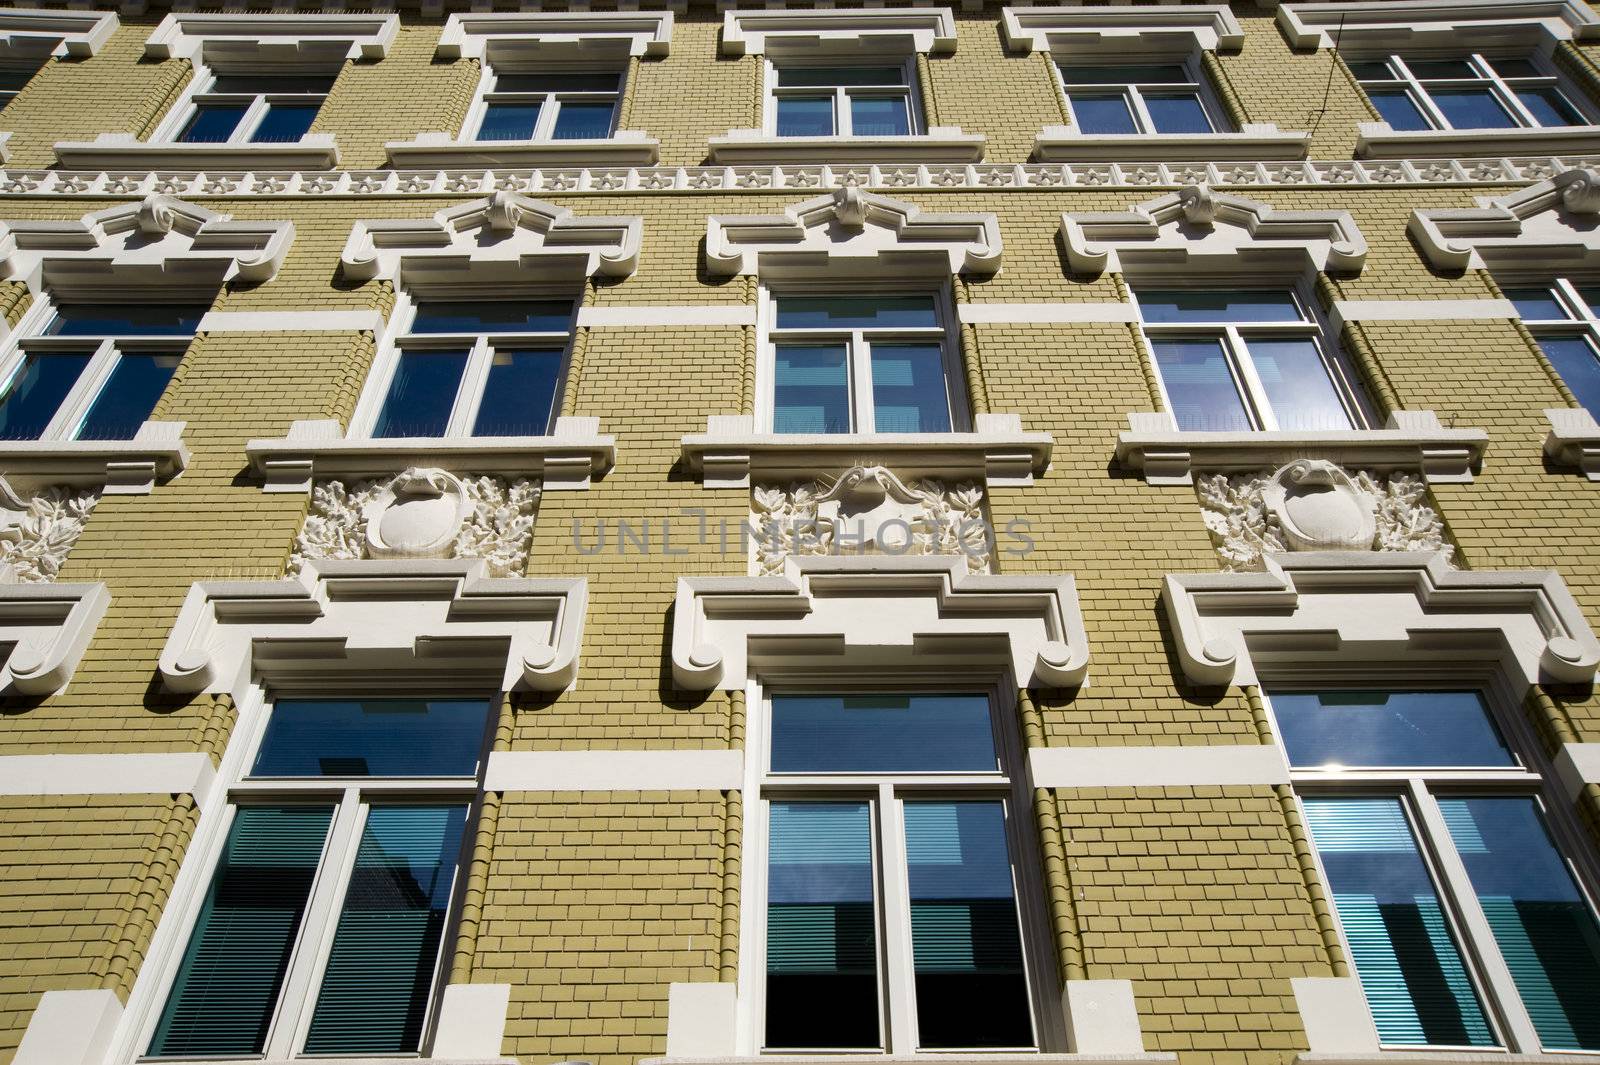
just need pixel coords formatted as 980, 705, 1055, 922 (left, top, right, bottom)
364, 468, 469, 559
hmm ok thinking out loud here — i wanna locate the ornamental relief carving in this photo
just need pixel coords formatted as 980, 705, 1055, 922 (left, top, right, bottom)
289, 467, 541, 577
0, 478, 99, 584
1197, 459, 1451, 572
751, 464, 992, 577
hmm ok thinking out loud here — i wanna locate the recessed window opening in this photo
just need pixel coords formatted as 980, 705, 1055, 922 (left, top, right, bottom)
176, 71, 335, 145
1502, 277, 1600, 420
770, 62, 917, 138
1349, 53, 1590, 132
1057, 60, 1228, 135
473, 68, 622, 142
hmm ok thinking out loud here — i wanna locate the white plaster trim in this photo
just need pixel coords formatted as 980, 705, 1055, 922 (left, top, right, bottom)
1061, 185, 1367, 277
1062, 980, 1148, 1056
13, 988, 123, 1065
0, 420, 189, 494
431, 984, 514, 1061
1002, 5, 1244, 55
197, 310, 384, 334
577, 305, 757, 328
958, 302, 1139, 324
54, 134, 340, 173
706, 130, 986, 166
1290, 977, 1380, 1056
666, 984, 738, 1059
1033, 127, 1309, 163
1543, 406, 1600, 480
1162, 550, 1600, 689
435, 11, 673, 61
646, 1058, 1172, 1065
1278, 0, 1600, 51
485, 749, 744, 792
1028, 744, 1290, 788
157, 559, 588, 697
1358, 124, 1600, 161
143, 12, 400, 62
721, 7, 957, 58
0, 9, 118, 62
0, 752, 217, 807
384, 134, 659, 170
0, 581, 109, 696
1328, 298, 1516, 333
1553, 742, 1600, 801
1412, 168, 1600, 272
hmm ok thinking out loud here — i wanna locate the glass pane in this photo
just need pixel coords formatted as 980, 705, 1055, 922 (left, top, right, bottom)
1068, 93, 1138, 135
1505, 286, 1568, 321
1146, 92, 1215, 133
148, 806, 335, 1057
1138, 289, 1303, 323
769, 694, 998, 773
1517, 86, 1584, 127
1247, 337, 1355, 431
74, 353, 179, 440
1536, 336, 1600, 419
303, 805, 469, 1054
0, 68, 35, 95
250, 102, 318, 143
46, 303, 205, 336
1438, 798, 1600, 1051
1151, 338, 1253, 431
472, 349, 563, 436
850, 95, 910, 136
1488, 57, 1542, 78
776, 95, 835, 137
1407, 58, 1479, 78
871, 342, 951, 432
1303, 797, 1497, 1048
1271, 691, 1515, 769
1348, 60, 1397, 81
371, 349, 470, 438
411, 300, 571, 334
777, 66, 907, 88
1432, 87, 1517, 129
252, 698, 493, 778
495, 72, 620, 93
775, 294, 938, 329
1577, 285, 1600, 318
477, 101, 542, 141
0, 353, 90, 440
210, 74, 335, 95
552, 100, 616, 139
1370, 89, 1432, 131
766, 801, 880, 1049
179, 102, 247, 142
773, 343, 850, 433
1059, 64, 1188, 85
905, 801, 1032, 1049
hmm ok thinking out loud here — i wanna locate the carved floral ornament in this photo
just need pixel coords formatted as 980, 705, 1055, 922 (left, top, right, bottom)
0, 477, 98, 584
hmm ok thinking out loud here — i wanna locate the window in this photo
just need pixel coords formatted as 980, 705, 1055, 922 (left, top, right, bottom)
1133, 288, 1370, 432
175, 72, 334, 145
770, 63, 916, 137
765, 293, 962, 434
0, 62, 39, 111
1057, 61, 1226, 135
147, 696, 493, 1059
1349, 54, 1589, 133
472, 69, 621, 142
758, 693, 1038, 1052
0, 302, 200, 441
1270, 688, 1600, 1053
1504, 279, 1600, 419
367, 298, 573, 439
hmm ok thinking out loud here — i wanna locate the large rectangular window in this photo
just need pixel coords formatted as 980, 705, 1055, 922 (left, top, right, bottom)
771, 64, 916, 137
1503, 278, 1600, 419
1349, 54, 1589, 133
176, 73, 334, 144
472, 69, 621, 142
1057, 61, 1227, 135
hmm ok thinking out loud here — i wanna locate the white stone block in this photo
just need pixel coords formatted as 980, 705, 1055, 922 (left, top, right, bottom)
1292, 975, 1380, 1054
665, 981, 737, 1058
431, 982, 511, 1059
14, 988, 122, 1065
1062, 978, 1145, 1055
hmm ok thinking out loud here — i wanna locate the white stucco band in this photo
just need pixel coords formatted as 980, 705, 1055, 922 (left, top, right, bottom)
485, 749, 744, 792
1029, 744, 1290, 788
0, 752, 217, 807
1554, 742, 1600, 801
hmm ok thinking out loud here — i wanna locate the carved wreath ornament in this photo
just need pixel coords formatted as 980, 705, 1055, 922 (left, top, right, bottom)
1197, 459, 1451, 572
751, 465, 991, 576
290, 467, 541, 577
0, 478, 98, 584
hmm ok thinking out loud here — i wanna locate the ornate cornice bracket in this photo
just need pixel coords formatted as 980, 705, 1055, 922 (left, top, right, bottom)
1411, 167, 1600, 271
0, 581, 109, 696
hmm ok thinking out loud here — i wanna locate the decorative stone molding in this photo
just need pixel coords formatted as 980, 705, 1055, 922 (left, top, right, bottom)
1162, 551, 1600, 688
434, 11, 673, 61
158, 559, 588, 696
0, 580, 109, 696
386, 133, 659, 169
706, 187, 1001, 278
1543, 406, 1600, 480
1196, 460, 1450, 572
671, 555, 1089, 690
1115, 409, 1487, 485
0, 478, 98, 584
681, 413, 1052, 489
706, 131, 986, 166
142, 12, 400, 63
246, 416, 614, 493
1060, 185, 1367, 276
751, 465, 990, 577
1357, 125, 1600, 161
1411, 167, 1600, 272
290, 468, 541, 578
339, 191, 640, 285
0, 9, 119, 62
1277, 1, 1600, 52
0, 194, 292, 294
1002, 5, 1244, 55
720, 8, 958, 58
0, 419, 189, 495
55, 134, 341, 173
1033, 127, 1309, 163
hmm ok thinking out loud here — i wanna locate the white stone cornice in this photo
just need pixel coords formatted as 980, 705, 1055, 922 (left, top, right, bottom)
671, 555, 1089, 691
1032, 126, 1309, 163
1060, 185, 1367, 276
1001, 5, 1244, 55
1411, 166, 1600, 272
720, 7, 957, 58
1543, 406, 1600, 480
0, 581, 109, 696
706, 130, 986, 166
0, 8, 118, 61
435, 11, 673, 61
1278, 0, 1600, 51
158, 559, 588, 696
143, 12, 400, 63
1162, 550, 1600, 689
54, 134, 341, 174
384, 133, 660, 170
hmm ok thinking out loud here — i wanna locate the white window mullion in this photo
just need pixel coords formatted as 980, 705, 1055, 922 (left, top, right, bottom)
41, 337, 116, 441
850, 330, 875, 432
1126, 85, 1158, 135
1226, 325, 1276, 430
878, 784, 916, 1054
448, 335, 495, 437
532, 92, 560, 142
230, 94, 272, 144
835, 85, 851, 136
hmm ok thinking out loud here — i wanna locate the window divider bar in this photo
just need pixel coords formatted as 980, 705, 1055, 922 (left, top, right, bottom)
877, 783, 916, 1055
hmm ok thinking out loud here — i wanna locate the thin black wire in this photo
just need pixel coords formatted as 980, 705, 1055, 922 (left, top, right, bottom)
1307, 12, 1350, 138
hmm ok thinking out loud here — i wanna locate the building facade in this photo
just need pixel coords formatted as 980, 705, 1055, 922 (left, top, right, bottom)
1, 1, 1600, 1064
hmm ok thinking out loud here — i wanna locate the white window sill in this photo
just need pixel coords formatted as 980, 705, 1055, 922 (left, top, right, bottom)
1544, 406, 1600, 480
680, 412, 1052, 488
644, 1056, 1175, 1065
1114, 410, 1486, 485
53, 132, 340, 171
706, 127, 986, 164
1032, 124, 1309, 162
0, 419, 188, 495
1355, 122, 1600, 159
384, 130, 659, 168
244, 416, 615, 492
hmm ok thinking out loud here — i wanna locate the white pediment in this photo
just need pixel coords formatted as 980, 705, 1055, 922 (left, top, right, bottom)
1410, 167, 1600, 272
144, 13, 399, 65
1001, 5, 1244, 57
435, 11, 673, 62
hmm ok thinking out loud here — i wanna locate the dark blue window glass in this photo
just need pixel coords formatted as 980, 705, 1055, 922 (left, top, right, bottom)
1536, 337, 1600, 419
1059, 64, 1188, 85
1504, 287, 1567, 321
1406, 58, 1476, 78
1272, 690, 1514, 769
252, 698, 493, 778
75, 354, 179, 440
250, 102, 318, 143
773, 343, 850, 433
472, 349, 563, 436
1138, 290, 1302, 323
372, 350, 469, 438
1248, 338, 1354, 431
1347, 61, 1397, 81
1151, 338, 1252, 431
552, 101, 615, 139
179, 102, 248, 142
1433, 87, 1517, 129
410, 301, 571, 334
850, 96, 909, 136
776, 295, 938, 329
776, 67, 905, 87
776, 96, 835, 137
46, 304, 205, 336
478, 102, 541, 141
0, 353, 90, 439
871, 343, 950, 432
1370, 89, 1432, 131
1517, 86, 1584, 127
770, 694, 998, 773
1146, 92, 1213, 133
1068, 93, 1137, 134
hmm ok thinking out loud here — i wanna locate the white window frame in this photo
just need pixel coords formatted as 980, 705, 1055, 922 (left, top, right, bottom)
1052, 54, 1230, 136
1505, 274, 1600, 389
755, 283, 968, 435
127, 684, 494, 1062
351, 287, 577, 441
461, 64, 623, 144
1261, 667, 1600, 1056
1349, 51, 1596, 133
763, 57, 924, 138
1130, 280, 1375, 433
736, 674, 1062, 1056
161, 69, 333, 146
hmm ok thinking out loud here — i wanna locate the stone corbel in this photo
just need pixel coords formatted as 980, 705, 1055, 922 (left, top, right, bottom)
1544, 406, 1600, 480
0, 581, 110, 695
